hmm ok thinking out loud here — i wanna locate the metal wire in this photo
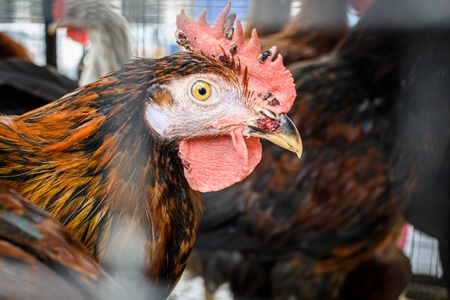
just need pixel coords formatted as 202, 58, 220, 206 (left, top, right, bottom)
0, 0, 44, 23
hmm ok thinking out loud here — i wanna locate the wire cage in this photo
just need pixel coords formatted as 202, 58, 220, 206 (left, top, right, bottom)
0, 1, 448, 300
0, 0, 47, 64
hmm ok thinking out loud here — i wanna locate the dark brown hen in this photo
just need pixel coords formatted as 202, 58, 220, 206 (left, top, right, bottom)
192, 0, 450, 298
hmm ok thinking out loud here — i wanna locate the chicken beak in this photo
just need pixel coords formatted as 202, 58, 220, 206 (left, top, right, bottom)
47, 21, 60, 35
242, 110, 303, 158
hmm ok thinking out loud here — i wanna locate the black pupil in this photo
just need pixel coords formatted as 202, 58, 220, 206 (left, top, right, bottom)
198, 87, 207, 96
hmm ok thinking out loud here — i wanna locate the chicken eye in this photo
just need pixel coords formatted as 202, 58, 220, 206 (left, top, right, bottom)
191, 81, 211, 101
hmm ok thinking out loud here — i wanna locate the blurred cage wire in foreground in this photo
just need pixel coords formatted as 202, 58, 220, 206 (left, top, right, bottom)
0, 1, 447, 299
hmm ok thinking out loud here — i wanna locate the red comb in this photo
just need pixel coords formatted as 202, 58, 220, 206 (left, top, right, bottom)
175, 2, 296, 115
52, 0, 64, 20
51, 0, 90, 45
67, 27, 90, 45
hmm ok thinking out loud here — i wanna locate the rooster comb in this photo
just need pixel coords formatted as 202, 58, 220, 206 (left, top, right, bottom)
175, 1, 296, 114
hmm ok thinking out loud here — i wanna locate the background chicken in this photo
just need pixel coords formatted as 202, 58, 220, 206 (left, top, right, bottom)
188, 0, 450, 299
0, 4, 302, 299
49, 0, 133, 85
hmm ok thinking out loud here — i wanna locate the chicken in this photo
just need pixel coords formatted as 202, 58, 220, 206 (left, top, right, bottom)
0, 182, 127, 300
190, 0, 450, 298
49, 0, 133, 85
0, 4, 302, 299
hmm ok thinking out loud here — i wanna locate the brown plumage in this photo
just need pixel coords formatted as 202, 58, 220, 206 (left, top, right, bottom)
0, 32, 33, 62
0, 182, 126, 300
191, 0, 450, 298
0, 50, 300, 299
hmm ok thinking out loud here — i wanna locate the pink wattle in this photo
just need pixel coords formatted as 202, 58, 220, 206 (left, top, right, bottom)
179, 127, 262, 193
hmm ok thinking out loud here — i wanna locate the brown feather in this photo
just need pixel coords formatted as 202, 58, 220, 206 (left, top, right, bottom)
0, 32, 33, 62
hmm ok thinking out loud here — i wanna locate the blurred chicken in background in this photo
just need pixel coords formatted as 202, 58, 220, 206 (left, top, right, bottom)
49, 0, 133, 85
187, 0, 450, 299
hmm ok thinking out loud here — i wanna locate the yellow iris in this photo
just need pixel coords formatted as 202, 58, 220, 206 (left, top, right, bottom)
191, 81, 211, 101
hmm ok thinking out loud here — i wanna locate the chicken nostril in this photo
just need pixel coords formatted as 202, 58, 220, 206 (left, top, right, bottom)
258, 107, 279, 120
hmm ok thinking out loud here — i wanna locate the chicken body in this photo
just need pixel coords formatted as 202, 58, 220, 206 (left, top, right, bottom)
0, 51, 300, 299
192, 0, 450, 298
